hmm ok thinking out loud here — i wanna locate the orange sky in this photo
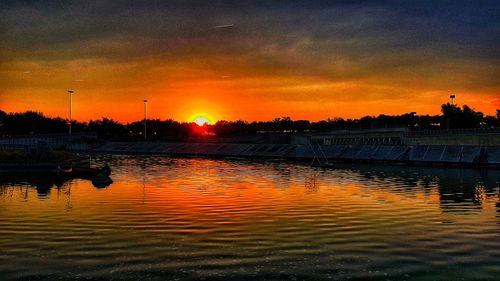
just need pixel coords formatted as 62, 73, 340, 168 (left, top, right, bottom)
1, 1, 499, 122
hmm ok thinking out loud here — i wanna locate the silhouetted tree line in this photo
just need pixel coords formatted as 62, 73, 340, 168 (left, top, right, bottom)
1, 104, 499, 139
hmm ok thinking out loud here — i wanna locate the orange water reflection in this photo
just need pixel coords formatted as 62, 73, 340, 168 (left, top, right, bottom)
1, 158, 498, 225
1, 157, 499, 280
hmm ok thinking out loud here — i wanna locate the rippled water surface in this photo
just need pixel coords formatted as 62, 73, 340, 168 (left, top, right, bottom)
1, 156, 499, 280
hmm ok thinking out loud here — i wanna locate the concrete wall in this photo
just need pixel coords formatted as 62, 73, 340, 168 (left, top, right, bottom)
308, 128, 500, 146
92, 142, 500, 166
0, 133, 97, 149
405, 134, 500, 146
310, 128, 405, 145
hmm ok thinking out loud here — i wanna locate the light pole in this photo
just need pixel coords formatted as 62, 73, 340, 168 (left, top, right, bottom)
143, 99, 148, 140
68, 90, 74, 135
447, 94, 456, 130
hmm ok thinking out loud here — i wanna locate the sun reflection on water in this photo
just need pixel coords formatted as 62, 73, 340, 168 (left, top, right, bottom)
0, 157, 499, 280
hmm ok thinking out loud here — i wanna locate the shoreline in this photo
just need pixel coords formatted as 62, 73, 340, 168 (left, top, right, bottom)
82, 142, 500, 169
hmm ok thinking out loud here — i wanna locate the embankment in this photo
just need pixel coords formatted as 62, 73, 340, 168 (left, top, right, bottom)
91, 142, 500, 167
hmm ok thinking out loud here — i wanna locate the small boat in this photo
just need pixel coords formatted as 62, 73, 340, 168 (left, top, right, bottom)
72, 165, 112, 179
1, 160, 112, 184
72, 165, 113, 188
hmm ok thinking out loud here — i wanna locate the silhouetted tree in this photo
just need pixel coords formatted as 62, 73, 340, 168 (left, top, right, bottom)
88, 118, 128, 137
1, 111, 67, 135
1, 103, 498, 139
293, 120, 310, 132
441, 103, 484, 129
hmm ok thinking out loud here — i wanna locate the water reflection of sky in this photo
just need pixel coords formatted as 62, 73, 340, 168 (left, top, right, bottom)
1, 156, 499, 280
1, 156, 498, 217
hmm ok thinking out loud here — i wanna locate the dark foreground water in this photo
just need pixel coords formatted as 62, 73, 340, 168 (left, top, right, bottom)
1, 156, 499, 281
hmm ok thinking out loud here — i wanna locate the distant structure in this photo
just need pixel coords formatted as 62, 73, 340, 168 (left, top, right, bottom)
143, 99, 148, 140
307, 127, 500, 146
309, 127, 406, 146
68, 90, 74, 135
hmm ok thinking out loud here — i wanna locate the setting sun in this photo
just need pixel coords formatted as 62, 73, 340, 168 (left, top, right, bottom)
191, 115, 212, 126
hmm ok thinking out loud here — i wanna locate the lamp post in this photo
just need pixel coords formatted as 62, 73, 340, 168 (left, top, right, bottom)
68, 90, 74, 135
447, 94, 456, 130
143, 99, 148, 140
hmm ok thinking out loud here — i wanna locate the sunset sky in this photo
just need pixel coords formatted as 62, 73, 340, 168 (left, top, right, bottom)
1, 1, 499, 122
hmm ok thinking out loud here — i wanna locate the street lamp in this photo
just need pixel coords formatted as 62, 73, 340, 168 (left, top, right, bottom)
143, 99, 148, 140
68, 90, 74, 135
447, 94, 456, 130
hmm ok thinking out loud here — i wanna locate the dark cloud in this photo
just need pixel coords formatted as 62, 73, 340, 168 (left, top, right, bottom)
1, 0, 499, 115
2, 1, 498, 60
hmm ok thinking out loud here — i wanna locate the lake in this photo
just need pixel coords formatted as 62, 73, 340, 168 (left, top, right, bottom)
1, 156, 499, 280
